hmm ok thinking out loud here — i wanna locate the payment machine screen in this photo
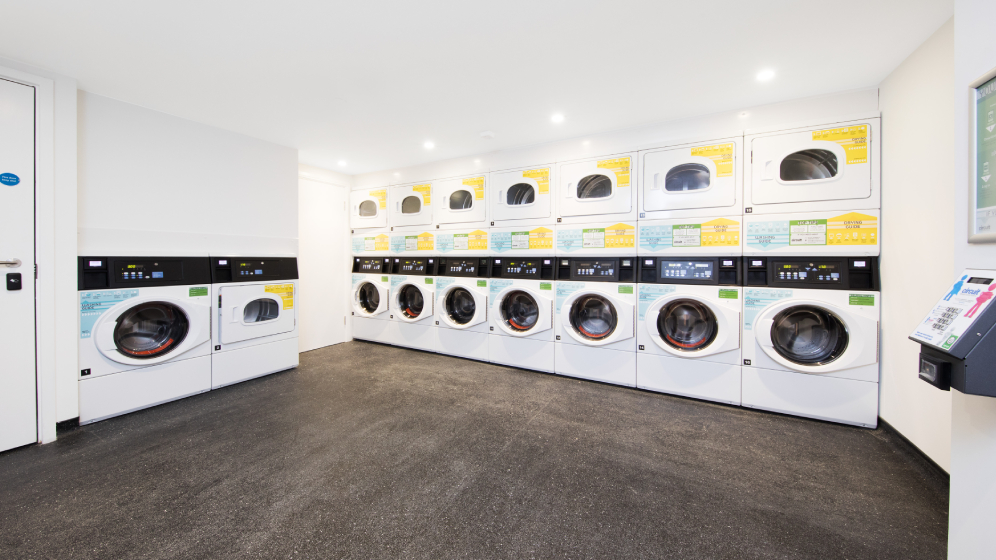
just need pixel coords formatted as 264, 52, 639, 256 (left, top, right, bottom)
660, 260, 714, 280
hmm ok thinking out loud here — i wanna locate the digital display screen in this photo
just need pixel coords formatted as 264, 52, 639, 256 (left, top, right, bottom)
88, 260, 102, 267
573, 260, 615, 278
660, 260, 714, 280
218, 259, 228, 266
447, 260, 476, 274
401, 259, 425, 273
504, 260, 539, 277
773, 261, 840, 283
237, 260, 278, 277
359, 259, 383, 272
116, 260, 181, 282
152, 271, 164, 279
968, 277, 993, 285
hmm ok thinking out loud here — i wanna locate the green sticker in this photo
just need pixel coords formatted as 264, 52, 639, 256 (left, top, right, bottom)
382, 276, 388, 282
849, 294, 875, 306
425, 278, 433, 284
189, 287, 208, 297
618, 285, 633, 294
540, 282, 552, 291
718, 289, 739, 299
477, 280, 487, 287
942, 335, 958, 350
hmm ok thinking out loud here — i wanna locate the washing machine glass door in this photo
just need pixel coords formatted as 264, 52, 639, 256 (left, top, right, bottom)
113, 301, 189, 359
356, 281, 384, 315
443, 286, 486, 328
219, 284, 295, 345
500, 290, 541, 332
769, 305, 848, 365
397, 283, 433, 322
569, 294, 618, 340
656, 299, 718, 351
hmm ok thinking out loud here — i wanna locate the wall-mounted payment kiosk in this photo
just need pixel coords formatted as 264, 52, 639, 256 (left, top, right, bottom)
910, 269, 996, 396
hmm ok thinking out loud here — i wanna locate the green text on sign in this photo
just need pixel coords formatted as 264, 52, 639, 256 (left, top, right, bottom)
477, 280, 487, 287
618, 285, 633, 294
425, 278, 433, 284
849, 294, 875, 306
540, 282, 552, 290
189, 287, 208, 297
718, 289, 739, 299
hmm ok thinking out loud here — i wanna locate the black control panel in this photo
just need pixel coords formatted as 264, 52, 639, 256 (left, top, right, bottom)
743, 257, 879, 290
389, 256, 436, 276
351, 257, 389, 274
78, 257, 212, 290
556, 257, 636, 283
640, 257, 740, 285
211, 257, 298, 284
490, 257, 555, 280
437, 257, 491, 278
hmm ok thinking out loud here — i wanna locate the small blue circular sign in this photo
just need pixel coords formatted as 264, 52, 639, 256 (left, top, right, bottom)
0, 173, 20, 186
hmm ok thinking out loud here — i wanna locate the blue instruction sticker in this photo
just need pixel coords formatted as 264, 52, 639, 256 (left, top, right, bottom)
0, 173, 20, 186
80, 289, 139, 338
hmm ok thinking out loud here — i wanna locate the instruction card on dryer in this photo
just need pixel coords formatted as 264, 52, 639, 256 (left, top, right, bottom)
79, 289, 139, 338
910, 273, 996, 350
813, 125, 868, 165
597, 157, 631, 187
265, 284, 294, 310
690, 143, 734, 177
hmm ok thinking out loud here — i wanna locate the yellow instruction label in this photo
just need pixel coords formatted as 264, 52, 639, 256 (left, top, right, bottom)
468, 229, 488, 251
463, 177, 486, 200
529, 227, 553, 250
597, 157, 631, 188
813, 125, 868, 165
700, 218, 741, 247
369, 188, 387, 209
412, 184, 432, 205
690, 143, 734, 178
522, 168, 551, 194
417, 232, 434, 251
265, 284, 294, 310
605, 223, 636, 248
827, 212, 877, 246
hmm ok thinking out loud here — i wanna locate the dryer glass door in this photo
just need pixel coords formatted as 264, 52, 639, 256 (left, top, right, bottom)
560, 157, 633, 218
113, 302, 190, 359
391, 184, 432, 228
436, 176, 486, 226
769, 305, 848, 365
219, 284, 295, 345
492, 167, 553, 222
643, 145, 736, 212
350, 189, 388, 229
656, 299, 718, 351
569, 294, 618, 340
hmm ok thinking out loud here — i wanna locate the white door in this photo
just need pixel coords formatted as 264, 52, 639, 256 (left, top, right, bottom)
218, 284, 295, 344
490, 166, 553, 223
349, 187, 388, 229
300, 178, 348, 351
560, 155, 634, 218
390, 182, 433, 228
435, 175, 486, 226
642, 142, 737, 212
0, 78, 37, 452
750, 123, 872, 205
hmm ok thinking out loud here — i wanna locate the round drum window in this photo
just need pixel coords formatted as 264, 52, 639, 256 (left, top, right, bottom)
657, 300, 717, 351
500, 290, 539, 332
449, 190, 473, 210
113, 302, 189, 359
780, 149, 839, 181
665, 163, 711, 192
569, 295, 617, 340
398, 285, 425, 319
358, 200, 378, 217
445, 287, 477, 325
358, 282, 381, 314
770, 305, 848, 365
244, 298, 279, 323
401, 195, 422, 214
506, 183, 535, 205
576, 174, 612, 199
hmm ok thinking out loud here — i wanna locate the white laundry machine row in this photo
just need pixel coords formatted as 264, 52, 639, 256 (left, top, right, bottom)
489, 163, 557, 254
388, 255, 438, 353
741, 256, 880, 428
743, 116, 880, 216
487, 256, 557, 373
554, 256, 638, 386
435, 257, 492, 361
351, 257, 393, 344
77, 256, 213, 424
636, 257, 743, 405
209, 257, 298, 390
638, 135, 744, 220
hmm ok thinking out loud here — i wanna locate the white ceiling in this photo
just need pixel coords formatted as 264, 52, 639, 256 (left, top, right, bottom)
1, 1, 951, 174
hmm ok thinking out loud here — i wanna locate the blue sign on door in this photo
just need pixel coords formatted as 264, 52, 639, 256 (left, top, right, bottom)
0, 173, 20, 186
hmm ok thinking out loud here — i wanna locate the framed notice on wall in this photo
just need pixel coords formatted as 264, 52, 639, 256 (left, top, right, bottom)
970, 67, 996, 243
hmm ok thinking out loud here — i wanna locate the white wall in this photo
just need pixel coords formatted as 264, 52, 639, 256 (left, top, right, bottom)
950, 1, 996, 557
877, 19, 954, 472
298, 164, 350, 351
78, 92, 299, 257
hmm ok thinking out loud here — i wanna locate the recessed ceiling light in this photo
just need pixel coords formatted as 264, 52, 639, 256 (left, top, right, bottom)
756, 69, 775, 82
393, 172, 400, 177
551, 113, 565, 123
424, 141, 435, 150
582, 140, 590, 146
474, 159, 481, 164
338, 160, 347, 167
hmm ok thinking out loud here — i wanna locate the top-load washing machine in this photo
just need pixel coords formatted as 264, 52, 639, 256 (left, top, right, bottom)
350, 185, 392, 258
741, 256, 881, 427
77, 256, 213, 424
487, 256, 557, 373
743, 116, 881, 257
388, 255, 438, 352
389, 181, 436, 259
435, 256, 492, 361
489, 164, 556, 256
556, 153, 638, 256
209, 256, 299, 389
351, 256, 393, 344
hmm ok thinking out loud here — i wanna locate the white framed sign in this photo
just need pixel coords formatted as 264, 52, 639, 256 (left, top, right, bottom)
970, 66, 996, 242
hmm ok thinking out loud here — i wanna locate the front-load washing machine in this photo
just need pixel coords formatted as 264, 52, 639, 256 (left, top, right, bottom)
351, 257, 393, 344
389, 255, 438, 352
554, 256, 638, 386
556, 153, 638, 257
435, 256, 491, 361
209, 256, 299, 389
637, 257, 742, 405
77, 256, 212, 424
741, 256, 880, 428
487, 256, 557, 373
489, 164, 556, 256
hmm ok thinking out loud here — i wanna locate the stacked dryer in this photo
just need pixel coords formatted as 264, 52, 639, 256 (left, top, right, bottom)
740, 116, 882, 427
350, 185, 393, 344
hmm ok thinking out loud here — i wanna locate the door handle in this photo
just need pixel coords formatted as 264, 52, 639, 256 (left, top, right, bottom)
1, 258, 22, 268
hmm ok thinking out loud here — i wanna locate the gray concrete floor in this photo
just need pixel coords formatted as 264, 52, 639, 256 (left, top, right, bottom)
0, 341, 947, 559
